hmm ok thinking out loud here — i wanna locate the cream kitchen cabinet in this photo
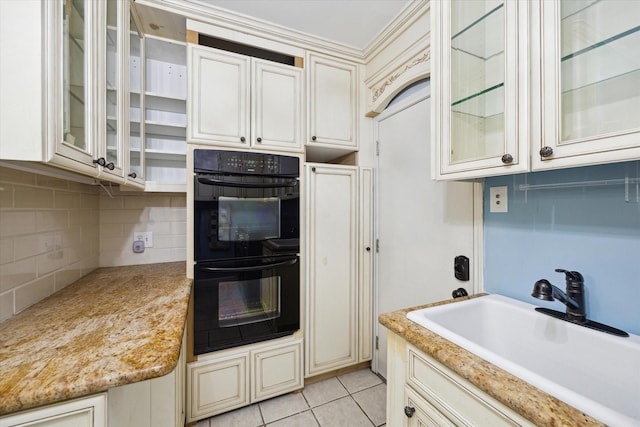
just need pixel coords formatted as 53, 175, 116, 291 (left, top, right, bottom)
431, 0, 530, 180
534, 0, 640, 170
188, 44, 303, 153
304, 164, 372, 377
186, 337, 302, 422
0, 0, 135, 183
0, 394, 107, 427
432, 0, 640, 181
386, 332, 535, 427
306, 53, 359, 152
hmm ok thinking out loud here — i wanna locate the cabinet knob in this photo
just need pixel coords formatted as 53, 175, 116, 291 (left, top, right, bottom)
93, 157, 106, 167
539, 146, 554, 158
240, 136, 246, 142
311, 135, 317, 141
404, 406, 416, 418
105, 162, 115, 171
366, 247, 371, 252
501, 154, 514, 164
257, 137, 262, 143
128, 172, 137, 179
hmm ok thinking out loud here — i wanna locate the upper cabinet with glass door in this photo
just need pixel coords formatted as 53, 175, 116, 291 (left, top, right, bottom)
535, 0, 640, 170
53, 0, 99, 174
432, 0, 529, 180
101, 0, 126, 180
126, 5, 145, 187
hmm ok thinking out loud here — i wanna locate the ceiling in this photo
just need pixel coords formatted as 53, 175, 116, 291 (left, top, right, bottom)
136, 0, 413, 50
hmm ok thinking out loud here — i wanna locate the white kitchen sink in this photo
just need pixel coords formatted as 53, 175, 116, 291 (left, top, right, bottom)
407, 294, 640, 426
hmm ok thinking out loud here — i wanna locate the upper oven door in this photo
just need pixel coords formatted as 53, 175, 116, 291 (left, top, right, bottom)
194, 174, 300, 261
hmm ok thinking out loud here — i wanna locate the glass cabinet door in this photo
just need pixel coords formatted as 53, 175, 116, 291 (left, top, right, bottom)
538, 0, 640, 168
432, 0, 528, 179
105, 0, 121, 173
450, 1, 505, 164
128, 8, 144, 183
61, 0, 92, 159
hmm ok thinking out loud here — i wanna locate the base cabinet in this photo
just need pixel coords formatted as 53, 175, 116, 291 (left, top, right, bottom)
0, 395, 107, 427
387, 332, 535, 427
107, 329, 186, 427
186, 338, 303, 423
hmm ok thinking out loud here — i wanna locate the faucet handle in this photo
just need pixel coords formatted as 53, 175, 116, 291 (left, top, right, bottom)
555, 268, 584, 283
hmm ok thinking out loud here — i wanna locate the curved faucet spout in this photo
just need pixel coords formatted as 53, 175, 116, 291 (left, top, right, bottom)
531, 279, 579, 309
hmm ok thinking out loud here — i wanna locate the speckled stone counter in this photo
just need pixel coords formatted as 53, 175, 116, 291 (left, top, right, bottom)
379, 294, 605, 427
0, 262, 192, 415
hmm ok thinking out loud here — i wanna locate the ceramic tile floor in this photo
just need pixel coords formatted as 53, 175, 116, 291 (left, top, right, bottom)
196, 368, 386, 427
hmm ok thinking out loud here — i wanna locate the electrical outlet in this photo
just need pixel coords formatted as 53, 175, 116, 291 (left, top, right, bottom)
133, 231, 153, 248
489, 186, 508, 213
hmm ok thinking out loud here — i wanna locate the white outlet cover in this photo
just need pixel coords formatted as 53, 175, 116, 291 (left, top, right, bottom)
489, 186, 508, 213
133, 231, 153, 248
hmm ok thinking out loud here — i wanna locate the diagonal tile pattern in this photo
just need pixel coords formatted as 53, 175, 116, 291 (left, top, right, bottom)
196, 368, 386, 427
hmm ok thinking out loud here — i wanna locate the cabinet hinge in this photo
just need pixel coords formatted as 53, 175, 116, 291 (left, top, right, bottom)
376, 140, 380, 156
375, 239, 380, 253
375, 336, 379, 350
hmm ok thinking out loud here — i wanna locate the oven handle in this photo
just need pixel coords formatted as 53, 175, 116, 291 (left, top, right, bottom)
198, 256, 298, 273
197, 177, 298, 188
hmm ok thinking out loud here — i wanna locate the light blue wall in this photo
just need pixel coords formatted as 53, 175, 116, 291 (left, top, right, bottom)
484, 161, 640, 335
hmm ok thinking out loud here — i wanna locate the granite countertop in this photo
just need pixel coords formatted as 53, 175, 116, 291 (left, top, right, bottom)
379, 294, 605, 427
0, 262, 192, 416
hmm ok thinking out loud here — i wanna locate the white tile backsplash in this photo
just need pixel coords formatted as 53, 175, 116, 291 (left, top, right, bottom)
98, 187, 186, 268
0, 166, 100, 321
0, 165, 188, 321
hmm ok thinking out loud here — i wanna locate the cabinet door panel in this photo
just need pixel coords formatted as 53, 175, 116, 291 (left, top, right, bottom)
188, 46, 249, 146
305, 165, 358, 376
187, 353, 249, 420
252, 340, 303, 402
307, 54, 358, 147
535, 0, 640, 170
252, 60, 302, 151
432, 0, 529, 180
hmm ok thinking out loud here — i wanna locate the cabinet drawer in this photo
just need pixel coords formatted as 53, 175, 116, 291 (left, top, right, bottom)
406, 345, 534, 427
404, 385, 455, 427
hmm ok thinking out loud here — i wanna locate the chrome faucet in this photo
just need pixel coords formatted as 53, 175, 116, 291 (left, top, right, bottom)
531, 268, 628, 337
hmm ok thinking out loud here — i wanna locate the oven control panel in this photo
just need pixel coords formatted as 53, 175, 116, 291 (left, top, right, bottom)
194, 149, 299, 176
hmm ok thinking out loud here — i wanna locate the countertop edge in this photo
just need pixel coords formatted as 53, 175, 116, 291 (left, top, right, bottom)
379, 294, 605, 427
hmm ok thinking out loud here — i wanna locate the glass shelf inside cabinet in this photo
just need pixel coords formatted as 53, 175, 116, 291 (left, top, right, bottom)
450, 1, 505, 118
559, 0, 640, 140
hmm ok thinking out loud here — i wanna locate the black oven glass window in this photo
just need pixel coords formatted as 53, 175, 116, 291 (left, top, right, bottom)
218, 277, 281, 327
218, 196, 281, 242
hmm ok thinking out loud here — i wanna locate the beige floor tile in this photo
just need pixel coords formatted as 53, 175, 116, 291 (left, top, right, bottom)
266, 410, 318, 427
302, 377, 349, 408
337, 368, 382, 394
195, 419, 210, 427
209, 404, 263, 427
352, 383, 387, 426
312, 396, 374, 427
259, 392, 309, 424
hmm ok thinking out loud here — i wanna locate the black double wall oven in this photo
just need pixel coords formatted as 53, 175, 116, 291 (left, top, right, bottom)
193, 149, 300, 355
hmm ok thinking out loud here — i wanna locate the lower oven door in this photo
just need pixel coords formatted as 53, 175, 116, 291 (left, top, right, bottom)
194, 254, 300, 355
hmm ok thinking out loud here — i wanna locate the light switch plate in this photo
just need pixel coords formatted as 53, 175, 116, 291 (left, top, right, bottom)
489, 186, 508, 213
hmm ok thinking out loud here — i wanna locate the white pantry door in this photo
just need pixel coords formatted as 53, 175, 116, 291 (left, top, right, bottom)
374, 81, 479, 378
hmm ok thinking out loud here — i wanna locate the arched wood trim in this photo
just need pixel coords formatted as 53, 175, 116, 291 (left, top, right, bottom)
365, 50, 430, 117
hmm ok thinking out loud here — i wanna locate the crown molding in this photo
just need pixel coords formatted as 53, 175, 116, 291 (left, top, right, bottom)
135, 0, 366, 62
363, 0, 429, 63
